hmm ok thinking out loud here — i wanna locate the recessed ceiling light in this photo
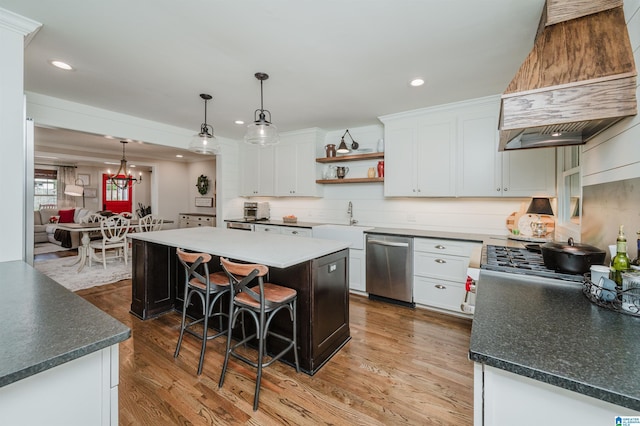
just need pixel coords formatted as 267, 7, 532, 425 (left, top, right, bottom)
49, 60, 74, 71
234, 120, 245, 125
176, 154, 184, 158
410, 78, 425, 87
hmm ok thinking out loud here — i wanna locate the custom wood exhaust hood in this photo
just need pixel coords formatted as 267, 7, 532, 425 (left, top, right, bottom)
498, 0, 637, 151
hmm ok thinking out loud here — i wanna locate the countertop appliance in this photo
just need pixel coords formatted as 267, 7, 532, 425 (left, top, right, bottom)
243, 201, 269, 221
482, 245, 584, 282
366, 234, 414, 307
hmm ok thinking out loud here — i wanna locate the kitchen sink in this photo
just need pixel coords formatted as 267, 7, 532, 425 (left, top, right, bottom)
311, 224, 374, 250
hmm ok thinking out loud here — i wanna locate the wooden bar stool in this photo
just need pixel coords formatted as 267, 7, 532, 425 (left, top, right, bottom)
218, 257, 300, 411
174, 248, 230, 375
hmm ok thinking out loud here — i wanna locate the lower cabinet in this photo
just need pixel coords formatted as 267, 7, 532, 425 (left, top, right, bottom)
254, 224, 312, 237
254, 224, 282, 234
179, 213, 216, 228
475, 364, 640, 424
348, 248, 366, 292
413, 238, 479, 315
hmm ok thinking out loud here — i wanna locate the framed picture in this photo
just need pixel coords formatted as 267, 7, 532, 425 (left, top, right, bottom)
195, 197, 213, 207
77, 174, 90, 186
84, 188, 97, 198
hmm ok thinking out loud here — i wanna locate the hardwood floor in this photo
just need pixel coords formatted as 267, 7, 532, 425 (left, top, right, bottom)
74, 279, 474, 425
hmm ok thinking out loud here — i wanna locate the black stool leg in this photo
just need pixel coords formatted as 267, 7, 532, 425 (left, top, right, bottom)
197, 292, 209, 375
174, 288, 191, 358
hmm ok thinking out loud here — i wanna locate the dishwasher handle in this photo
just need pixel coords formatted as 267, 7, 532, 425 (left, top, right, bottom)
367, 239, 410, 248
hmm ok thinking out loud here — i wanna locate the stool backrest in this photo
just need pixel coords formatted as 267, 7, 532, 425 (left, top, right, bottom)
220, 257, 266, 304
176, 248, 212, 288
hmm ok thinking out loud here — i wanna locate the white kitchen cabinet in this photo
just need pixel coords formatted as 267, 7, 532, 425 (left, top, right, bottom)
348, 248, 366, 292
413, 238, 478, 314
476, 364, 640, 425
240, 144, 274, 196
275, 129, 324, 197
383, 113, 456, 197
179, 213, 216, 228
457, 97, 556, 197
254, 224, 281, 234
382, 96, 556, 198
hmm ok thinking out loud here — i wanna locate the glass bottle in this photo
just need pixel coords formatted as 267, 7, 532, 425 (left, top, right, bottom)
611, 225, 630, 287
631, 231, 640, 266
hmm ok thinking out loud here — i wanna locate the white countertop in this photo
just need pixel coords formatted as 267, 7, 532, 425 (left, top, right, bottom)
129, 227, 350, 268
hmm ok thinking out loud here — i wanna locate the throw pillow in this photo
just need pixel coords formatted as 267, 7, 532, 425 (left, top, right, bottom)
49, 216, 59, 224
58, 209, 75, 223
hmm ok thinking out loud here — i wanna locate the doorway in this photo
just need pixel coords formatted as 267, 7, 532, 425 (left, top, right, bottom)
102, 174, 133, 213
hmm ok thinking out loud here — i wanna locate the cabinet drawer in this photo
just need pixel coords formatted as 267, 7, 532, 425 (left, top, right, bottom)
254, 225, 281, 234
414, 238, 475, 256
280, 227, 311, 237
414, 276, 465, 312
414, 251, 468, 281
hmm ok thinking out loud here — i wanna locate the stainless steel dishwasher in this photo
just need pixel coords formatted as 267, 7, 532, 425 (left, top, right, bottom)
366, 233, 414, 307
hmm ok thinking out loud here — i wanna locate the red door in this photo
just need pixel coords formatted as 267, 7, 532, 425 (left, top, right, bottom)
102, 174, 133, 213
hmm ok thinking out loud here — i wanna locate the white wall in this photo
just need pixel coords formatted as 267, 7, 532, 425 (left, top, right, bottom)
0, 9, 41, 262
187, 159, 216, 215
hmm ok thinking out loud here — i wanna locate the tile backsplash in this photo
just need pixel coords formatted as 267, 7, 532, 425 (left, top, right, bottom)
582, 177, 640, 263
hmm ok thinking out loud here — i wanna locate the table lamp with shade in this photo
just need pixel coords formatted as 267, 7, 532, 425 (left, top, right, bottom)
526, 197, 554, 238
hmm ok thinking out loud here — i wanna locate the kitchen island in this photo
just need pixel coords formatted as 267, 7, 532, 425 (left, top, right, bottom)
470, 270, 640, 424
128, 227, 351, 374
0, 261, 130, 425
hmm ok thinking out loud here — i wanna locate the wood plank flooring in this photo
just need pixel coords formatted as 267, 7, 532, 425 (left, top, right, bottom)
74, 279, 474, 425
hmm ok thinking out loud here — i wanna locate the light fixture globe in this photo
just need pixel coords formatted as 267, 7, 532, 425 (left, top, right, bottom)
244, 72, 279, 146
189, 93, 220, 155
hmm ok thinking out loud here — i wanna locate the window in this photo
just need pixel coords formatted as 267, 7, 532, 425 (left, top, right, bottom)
34, 169, 58, 210
105, 178, 130, 201
556, 146, 581, 234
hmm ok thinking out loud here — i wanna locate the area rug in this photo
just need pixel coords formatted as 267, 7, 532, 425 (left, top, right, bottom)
34, 257, 131, 292
34, 242, 70, 255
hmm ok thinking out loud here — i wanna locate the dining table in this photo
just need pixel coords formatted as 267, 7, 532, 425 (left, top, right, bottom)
55, 218, 172, 272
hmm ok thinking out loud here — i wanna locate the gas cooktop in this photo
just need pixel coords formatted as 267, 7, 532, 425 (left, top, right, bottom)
482, 245, 584, 282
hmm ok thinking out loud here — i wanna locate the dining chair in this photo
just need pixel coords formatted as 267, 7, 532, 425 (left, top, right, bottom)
88, 214, 130, 269
218, 257, 300, 411
137, 215, 164, 232
174, 248, 230, 375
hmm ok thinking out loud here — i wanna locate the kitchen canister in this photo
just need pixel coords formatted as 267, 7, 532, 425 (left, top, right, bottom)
590, 265, 610, 295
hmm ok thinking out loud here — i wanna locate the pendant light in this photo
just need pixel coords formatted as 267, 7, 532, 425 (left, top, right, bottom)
245, 72, 279, 146
189, 93, 220, 155
107, 141, 142, 190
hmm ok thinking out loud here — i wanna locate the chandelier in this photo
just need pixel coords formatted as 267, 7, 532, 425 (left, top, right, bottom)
108, 140, 142, 190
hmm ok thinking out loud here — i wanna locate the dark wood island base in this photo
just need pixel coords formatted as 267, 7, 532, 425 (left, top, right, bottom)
130, 239, 350, 375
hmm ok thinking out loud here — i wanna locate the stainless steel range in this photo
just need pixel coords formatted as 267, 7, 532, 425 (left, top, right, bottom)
482, 245, 584, 283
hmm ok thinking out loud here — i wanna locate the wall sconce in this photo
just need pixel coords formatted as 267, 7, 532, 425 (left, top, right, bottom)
336, 129, 359, 154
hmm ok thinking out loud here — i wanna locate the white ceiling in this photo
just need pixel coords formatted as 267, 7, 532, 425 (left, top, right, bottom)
1, 0, 545, 164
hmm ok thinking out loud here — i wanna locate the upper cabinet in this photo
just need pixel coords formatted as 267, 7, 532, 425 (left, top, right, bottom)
381, 96, 556, 198
383, 113, 456, 196
457, 100, 556, 197
275, 129, 324, 197
240, 144, 275, 196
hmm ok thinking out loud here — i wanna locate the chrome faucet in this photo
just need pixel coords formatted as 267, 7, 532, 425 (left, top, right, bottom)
347, 201, 357, 225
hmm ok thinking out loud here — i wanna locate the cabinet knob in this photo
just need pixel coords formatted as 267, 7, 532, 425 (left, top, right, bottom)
413, 189, 416, 192
435, 244, 446, 250
434, 284, 446, 290
503, 188, 508, 192
292, 231, 298, 235
435, 259, 446, 264
496, 187, 501, 192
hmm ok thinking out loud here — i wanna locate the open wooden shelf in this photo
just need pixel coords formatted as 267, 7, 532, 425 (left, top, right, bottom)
316, 177, 384, 184
316, 152, 384, 163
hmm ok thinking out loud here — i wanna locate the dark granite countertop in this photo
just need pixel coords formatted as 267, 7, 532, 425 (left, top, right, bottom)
470, 269, 640, 411
0, 261, 130, 388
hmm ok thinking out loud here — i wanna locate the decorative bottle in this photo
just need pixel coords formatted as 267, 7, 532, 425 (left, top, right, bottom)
377, 160, 384, 178
377, 138, 384, 152
611, 225, 631, 287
